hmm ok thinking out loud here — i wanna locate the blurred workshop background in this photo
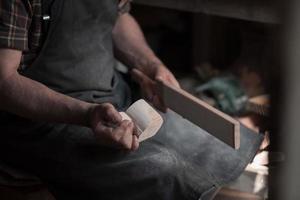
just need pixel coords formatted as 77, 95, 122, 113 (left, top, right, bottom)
131, 0, 297, 199
2, 0, 300, 199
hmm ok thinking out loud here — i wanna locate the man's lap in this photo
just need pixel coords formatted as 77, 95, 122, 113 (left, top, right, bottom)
0, 110, 262, 200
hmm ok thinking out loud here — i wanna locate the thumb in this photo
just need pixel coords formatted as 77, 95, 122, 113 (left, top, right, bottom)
131, 68, 155, 84
131, 135, 139, 151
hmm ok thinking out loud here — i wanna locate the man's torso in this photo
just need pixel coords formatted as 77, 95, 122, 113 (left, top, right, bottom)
0, 0, 131, 70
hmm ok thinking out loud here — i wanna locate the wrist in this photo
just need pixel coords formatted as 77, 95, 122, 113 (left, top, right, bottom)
81, 103, 97, 128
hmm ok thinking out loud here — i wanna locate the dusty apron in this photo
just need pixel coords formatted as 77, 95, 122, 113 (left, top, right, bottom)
0, 0, 263, 199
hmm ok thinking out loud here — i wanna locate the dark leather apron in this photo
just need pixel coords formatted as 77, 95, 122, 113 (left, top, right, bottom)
0, 0, 263, 199
22, 0, 129, 106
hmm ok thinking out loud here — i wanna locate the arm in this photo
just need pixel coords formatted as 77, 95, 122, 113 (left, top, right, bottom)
0, 49, 91, 126
0, 49, 138, 150
112, 13, 180, 110
112, 13, 162, 78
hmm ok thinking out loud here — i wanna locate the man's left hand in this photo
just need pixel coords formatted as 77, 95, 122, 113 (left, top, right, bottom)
131, 65, 180, 112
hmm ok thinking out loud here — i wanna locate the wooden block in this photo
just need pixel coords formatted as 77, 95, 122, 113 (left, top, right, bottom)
120, 100, 163, 142
157, 81, 240, 149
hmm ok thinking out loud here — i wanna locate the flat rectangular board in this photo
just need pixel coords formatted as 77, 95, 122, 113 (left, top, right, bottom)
157, 81, 240, 149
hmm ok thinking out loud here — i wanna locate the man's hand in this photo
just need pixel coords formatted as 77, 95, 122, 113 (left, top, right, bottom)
112, 13, 180, 111
88, 103, 139, 151
131, 65, 180, 112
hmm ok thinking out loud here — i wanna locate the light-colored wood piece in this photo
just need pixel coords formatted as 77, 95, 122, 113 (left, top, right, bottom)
120, 100, 163, 142
157, 81, 240, 149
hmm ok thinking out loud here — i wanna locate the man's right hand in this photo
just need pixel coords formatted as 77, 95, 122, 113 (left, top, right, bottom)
88, 103, 139, 151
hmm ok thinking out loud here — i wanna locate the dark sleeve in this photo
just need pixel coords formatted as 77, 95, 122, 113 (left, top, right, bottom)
0, 0, 32, 51
118, 0, 132, 14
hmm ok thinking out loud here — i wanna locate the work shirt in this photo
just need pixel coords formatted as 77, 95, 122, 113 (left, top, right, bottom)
0, 0, 131, 70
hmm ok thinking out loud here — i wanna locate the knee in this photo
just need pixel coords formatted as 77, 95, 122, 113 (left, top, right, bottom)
146, 147, 181, 177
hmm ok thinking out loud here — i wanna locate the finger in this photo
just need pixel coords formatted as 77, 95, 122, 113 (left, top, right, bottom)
117, 121, 135, 150
131, 68, 154, 84
100, 121, 129, 149
104, 104, 122, 125
155, 75, 165, 83
112, 120, 131, 137
112, 121, 133, 148
168, 76, 181, 88
131, 135, 139, 151
94, 122, 114, 134
94, 124, 117, 146
156, 75, 180, 88
132, 123, 140, 137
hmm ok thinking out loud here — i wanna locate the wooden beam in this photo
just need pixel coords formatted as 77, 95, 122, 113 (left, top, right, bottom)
134, 0, 280, 24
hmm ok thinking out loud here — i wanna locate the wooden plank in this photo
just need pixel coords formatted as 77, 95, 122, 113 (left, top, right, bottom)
157, 81, 240, 149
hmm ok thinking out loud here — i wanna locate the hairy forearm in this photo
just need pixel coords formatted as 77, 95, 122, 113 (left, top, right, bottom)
113, 13, 163, 77
0, 72, 93, 126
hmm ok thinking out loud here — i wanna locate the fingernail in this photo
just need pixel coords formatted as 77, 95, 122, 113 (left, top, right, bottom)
156, 76, 164, 82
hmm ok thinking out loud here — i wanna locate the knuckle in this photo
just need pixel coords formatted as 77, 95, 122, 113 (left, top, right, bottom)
106, 108, 116, 117
118, 122, 128, 130
120, 121, 129, 128
102, 103, 113, 111
127, 124, 134, 133
123, 123, 133, 133
105, 103, 114, 110
101, 103, 109, 108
